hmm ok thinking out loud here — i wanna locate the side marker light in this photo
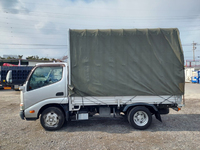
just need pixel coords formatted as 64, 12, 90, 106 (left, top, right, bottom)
29, 110, 35, 113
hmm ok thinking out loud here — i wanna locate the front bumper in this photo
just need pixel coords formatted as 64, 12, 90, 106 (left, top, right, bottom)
20, 110, 25, 120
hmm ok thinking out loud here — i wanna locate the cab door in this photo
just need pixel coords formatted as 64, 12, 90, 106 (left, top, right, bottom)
23, 64, 66, 110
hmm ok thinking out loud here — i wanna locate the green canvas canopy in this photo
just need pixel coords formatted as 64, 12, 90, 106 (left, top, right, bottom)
69, 28, 185, 96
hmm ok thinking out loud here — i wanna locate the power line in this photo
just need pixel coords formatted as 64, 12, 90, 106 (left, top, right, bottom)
180, 32, 200, 35
0, 25, 200, 36
0, 48, 66, 49
1, 5, 200, 17
0, 43, 197, 48
0, 30, 68, 35
0, 43, 67, 46
182, 43, 200, 46
1, 20, 200, 31
0, 35, 66, 39
1, 9, 200, 21
1, 0, 200, 14
0, 18, 200, 33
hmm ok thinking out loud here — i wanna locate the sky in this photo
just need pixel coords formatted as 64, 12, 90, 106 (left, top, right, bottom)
0, 0, 200, 61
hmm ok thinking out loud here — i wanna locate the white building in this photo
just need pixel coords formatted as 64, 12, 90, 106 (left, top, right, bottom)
27, 60, 54, 66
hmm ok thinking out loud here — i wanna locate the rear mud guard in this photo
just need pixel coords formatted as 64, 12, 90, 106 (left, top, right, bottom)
155, 111, 162, 122
123, 103, 162, 122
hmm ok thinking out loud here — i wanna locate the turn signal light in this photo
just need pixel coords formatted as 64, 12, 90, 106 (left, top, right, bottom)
29, 110, 35, 113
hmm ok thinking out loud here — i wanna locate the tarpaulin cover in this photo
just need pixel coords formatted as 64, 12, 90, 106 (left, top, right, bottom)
69, 28, 185, 96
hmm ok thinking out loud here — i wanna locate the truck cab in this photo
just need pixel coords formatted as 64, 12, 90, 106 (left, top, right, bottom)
20, 63, 68, 130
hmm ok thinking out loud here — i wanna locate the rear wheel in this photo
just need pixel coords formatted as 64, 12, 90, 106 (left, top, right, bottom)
40, 107, 65, 131
128, 106, 152, 130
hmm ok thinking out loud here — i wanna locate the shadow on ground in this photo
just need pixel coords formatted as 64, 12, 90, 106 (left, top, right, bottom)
57, 114, 200, 133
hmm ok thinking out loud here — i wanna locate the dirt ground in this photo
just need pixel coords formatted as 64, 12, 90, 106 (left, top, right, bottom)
0, 83, 200, 150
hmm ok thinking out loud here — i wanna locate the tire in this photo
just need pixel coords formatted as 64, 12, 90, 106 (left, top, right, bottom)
40, 107, 65, 131
126, 108, 132, 122
128, 106, 152, 130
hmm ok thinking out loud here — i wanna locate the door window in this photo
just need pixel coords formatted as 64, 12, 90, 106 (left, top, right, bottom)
27, 66, 63, 91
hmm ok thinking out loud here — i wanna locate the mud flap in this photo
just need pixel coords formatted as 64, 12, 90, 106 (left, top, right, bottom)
61, 104, 69, 121
155, 111, 162, 122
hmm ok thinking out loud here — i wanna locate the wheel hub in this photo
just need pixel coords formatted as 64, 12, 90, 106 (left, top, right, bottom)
133, 111, 148, 126
45, 112, 59, 127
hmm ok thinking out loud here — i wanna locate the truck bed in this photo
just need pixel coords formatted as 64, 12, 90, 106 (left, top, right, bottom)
70, 95, 182, 106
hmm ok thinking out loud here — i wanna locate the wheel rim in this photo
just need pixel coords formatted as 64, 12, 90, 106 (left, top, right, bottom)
44, 112, 59, 127
133, 111, 149, 126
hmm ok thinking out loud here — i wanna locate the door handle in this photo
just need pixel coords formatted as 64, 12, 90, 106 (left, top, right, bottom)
56, 92, 64, 96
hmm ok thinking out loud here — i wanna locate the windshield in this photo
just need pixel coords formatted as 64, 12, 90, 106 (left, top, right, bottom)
27, 66, 63, 91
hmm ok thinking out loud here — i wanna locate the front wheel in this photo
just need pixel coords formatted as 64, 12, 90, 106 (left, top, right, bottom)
40, 107, 65, 131
128, 106, 152, 130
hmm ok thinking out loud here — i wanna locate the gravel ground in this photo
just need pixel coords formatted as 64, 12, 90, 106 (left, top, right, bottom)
0, 83, 200, 150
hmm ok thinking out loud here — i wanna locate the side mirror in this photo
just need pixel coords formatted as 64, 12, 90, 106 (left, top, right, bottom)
6, 70, 12, 83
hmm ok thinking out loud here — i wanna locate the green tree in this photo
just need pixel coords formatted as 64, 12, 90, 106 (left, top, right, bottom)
26, 56, 33, 60
0, 56, 5, 59
7, 56, 16, 59
18, 55, 23, 59
26, 55, 40, 60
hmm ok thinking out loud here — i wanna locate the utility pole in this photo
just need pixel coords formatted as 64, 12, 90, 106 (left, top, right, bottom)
192, 41, 197, 61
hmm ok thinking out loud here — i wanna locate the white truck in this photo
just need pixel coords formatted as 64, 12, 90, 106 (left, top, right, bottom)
19, 29, 185, 130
